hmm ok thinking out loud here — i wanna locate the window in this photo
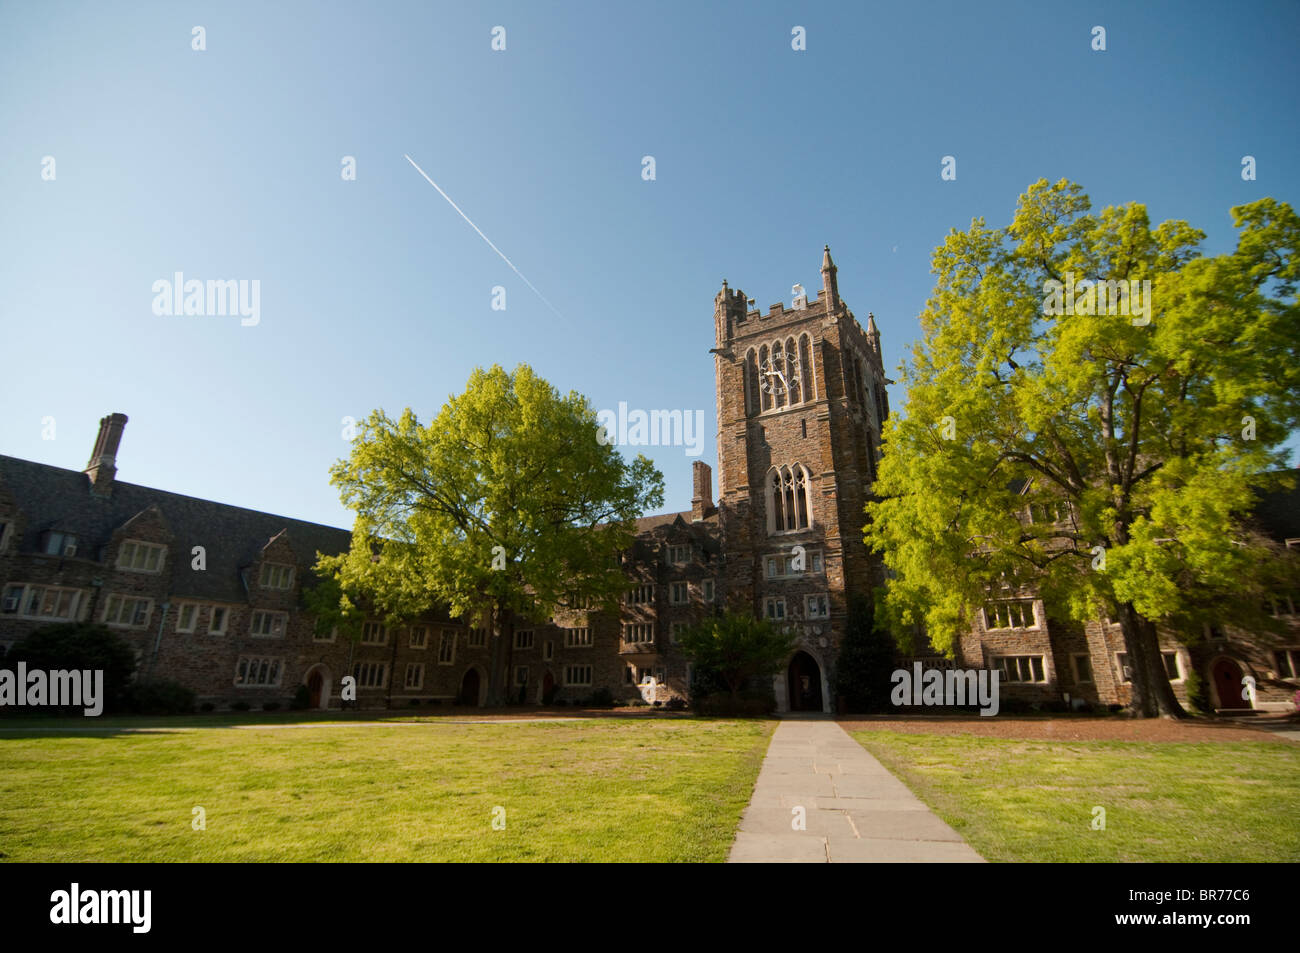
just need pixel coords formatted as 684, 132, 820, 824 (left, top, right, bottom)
258, 562, 295, 590
405, 663, 425, 690
625, 666, 635, 684
1163, 652, 1181, 680
514, 629, 534, 650
668, 545, 690, 564
1206, 624, 1227, 641
117, 540, 165, 573
352, 662, 388, 689
409, 625, 428, 649
176, 603, 199, 634
515, 666, 529, 687
543, 640, 554, 661
435, 630, 455, 665
565, 592, 594, 609
766, 549, 822, 578
1267, 593, 1298, 617
314, 623, 337, 643
1115, 652, 1181, 683
992, 655, 1046, 683
44, 532, 78, 557
565, 665, 593, 687
626, 584, 655, 605
3, 584, 84, 621
103, 594, 151, 628
806, 594, 829, 619
468, 627, 487, 647
702, 579, 715, 602
235, 656, 282, 687
1071, 654, 1094, 684
984, 600, 1036, 630
1274, 649, 1300, 679
765, 597, 786, 621
361, 622, 388, 645
623, 623, 654, 643
765, 464, 813, 534
670, 621, 688, 643
670, 582, 688, 605
564, 627, 592, 648
208, 606, 229, 636
250, 610, 287, 638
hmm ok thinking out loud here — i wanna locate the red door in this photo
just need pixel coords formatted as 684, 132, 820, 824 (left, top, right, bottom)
308, 671, 323, 708
1212, 658, 1248, 710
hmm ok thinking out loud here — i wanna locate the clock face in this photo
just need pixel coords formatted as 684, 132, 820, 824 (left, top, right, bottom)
760, 356, 799, 394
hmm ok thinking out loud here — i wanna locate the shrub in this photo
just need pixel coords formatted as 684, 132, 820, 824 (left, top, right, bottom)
262, 701, 281, 712
199, 702, 215, 713
290, 684, 311, 710
1184, 670, 1211, 714
123, 680, 196, 716
833, 594, 899, 713
589, 686, 615, 708
4, 622, 137, 713
665, 697, 687, 711
555, 698, 568, 707
230, 700, 251, 712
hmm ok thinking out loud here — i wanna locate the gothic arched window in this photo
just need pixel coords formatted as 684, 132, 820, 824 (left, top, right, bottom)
799, 334, 815, 400
759, 344, 772, 412
785, 336, 801, 404
744, 348, 759, 417
766, 464, 813, 535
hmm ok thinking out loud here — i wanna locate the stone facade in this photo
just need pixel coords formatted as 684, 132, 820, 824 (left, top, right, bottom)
2, 249, 1297, 715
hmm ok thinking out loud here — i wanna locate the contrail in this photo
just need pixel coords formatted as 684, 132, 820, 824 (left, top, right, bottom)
404, 153, 565, 321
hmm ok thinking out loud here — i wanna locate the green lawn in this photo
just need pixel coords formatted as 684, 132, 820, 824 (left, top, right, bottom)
849, 730, 1300, 862
0, 715, 774, 862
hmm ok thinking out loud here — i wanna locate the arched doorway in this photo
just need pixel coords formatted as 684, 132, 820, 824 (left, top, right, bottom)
303, 664, 331, 710
787, 651, 824, 712
458, 668, 481, 707
542, 670, 555, 705
1211, 657, 1251, 710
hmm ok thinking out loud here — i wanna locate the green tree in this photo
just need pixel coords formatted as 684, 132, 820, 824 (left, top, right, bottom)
832, 594, 898, 713
866, 179, 1300, 718
318, 363, 664, 705
4, 622, 137, 713
678, 611, 797, 703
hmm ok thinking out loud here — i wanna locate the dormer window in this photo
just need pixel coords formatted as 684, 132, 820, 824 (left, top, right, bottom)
259, 563, 295, 590
117, 539, 164, 572
45, 532, 79, 558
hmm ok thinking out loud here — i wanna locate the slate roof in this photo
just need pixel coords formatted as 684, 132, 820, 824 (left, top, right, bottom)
0, 455, 353, 604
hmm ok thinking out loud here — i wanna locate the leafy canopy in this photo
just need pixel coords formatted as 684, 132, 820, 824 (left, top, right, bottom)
318, 363, 665, 627
867, 179, 1300, 656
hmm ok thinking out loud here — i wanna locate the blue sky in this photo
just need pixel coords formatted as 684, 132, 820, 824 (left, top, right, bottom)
1, 0, 1297, 530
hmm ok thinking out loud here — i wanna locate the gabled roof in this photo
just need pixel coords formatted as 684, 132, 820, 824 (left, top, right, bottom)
0, 455, 353, 604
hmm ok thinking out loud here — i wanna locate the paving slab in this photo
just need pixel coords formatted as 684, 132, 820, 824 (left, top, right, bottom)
727, 719, 985, 863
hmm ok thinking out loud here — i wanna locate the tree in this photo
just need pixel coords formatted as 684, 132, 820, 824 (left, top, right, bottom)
4, 622, 137, 713
832, 593, 897, 713
318, 363, 664, 705
678, 611, 797, 703
866, 179, 1300, 718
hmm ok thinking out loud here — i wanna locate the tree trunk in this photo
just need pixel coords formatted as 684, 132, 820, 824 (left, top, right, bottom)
486, 602, 510, 706
1116, 601, 1186, 719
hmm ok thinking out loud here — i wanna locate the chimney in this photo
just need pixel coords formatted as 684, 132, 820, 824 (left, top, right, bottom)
85, 413, 128, 497
691, 461, 714, 521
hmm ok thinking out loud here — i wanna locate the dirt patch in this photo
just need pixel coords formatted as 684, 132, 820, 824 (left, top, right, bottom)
838, 713, 1299, 743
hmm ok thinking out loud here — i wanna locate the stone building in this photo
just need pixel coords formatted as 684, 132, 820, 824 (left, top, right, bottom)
2, 247, 1296, 714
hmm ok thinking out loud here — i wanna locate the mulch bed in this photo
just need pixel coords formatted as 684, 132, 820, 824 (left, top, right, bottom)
838, 713, 1300, 743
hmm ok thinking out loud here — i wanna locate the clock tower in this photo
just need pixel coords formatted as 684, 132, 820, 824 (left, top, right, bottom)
711, 246, 889, 711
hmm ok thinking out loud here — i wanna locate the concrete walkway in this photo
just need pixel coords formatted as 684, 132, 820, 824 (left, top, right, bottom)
728, 719, 984, 863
